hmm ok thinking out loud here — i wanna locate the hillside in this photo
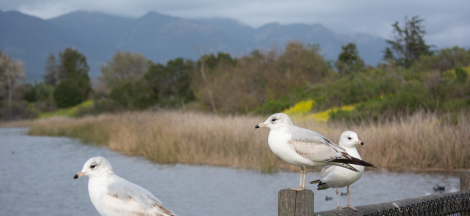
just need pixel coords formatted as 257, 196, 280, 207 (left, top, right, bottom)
0, 10, 387, 81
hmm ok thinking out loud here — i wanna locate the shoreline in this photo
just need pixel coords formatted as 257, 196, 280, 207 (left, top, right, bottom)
16, 110, 470, 173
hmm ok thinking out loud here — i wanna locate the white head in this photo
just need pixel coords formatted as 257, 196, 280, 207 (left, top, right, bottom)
339, 131, 364, 148
73, 157, 114, 180
255, 113, 293, 131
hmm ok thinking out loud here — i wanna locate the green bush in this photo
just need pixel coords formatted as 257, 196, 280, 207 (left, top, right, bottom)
253, 99, 292, 114
22, 85, 38, 103
455, 67, 468, 84
109, 81, 157, 110
329, 81, 434, 122
443, 99, 468, 111
54, 81, 84, 108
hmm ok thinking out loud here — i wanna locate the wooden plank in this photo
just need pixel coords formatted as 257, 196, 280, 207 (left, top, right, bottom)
461, 170, 470, 191
279, 189, 314, 216
279, 189, 296, 216
295, 190, 314, 216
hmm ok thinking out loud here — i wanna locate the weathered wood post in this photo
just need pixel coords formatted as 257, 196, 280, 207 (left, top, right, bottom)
460, 171, 470, 216
279, 189, 314, 216
461, 170, 470, 191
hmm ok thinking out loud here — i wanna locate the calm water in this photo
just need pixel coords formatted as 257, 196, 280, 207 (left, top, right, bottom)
0, 128, 460, 216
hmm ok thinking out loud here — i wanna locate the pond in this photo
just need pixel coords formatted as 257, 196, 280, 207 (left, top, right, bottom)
0, 128, 460, 215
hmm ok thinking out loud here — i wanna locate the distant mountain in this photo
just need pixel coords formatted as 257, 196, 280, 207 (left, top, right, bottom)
0, 10, 115, 80
48, 11, 136, 45
0, 10, 387, 81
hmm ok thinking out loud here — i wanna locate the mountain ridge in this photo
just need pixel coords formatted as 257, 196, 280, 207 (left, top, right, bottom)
0, 10, 387, 81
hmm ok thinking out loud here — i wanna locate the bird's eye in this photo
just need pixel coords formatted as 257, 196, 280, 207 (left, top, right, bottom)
347, 137, 351, 140
272, 119, 277, 122
90, 164, 96, 169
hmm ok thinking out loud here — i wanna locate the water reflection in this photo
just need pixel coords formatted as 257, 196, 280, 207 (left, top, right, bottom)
0, 128, 460, 215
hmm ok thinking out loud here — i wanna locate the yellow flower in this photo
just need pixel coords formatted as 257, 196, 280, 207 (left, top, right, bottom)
283, 100, 316, 116
443, 66, 470, 80
310, 104, 356, 122
311, 110, 330, 122
283, 100, 355, 122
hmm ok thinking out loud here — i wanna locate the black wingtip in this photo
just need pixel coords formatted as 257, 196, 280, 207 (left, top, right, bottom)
330, 156, 377, 169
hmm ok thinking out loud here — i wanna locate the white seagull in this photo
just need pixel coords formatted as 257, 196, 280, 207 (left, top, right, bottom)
73, 157, 177, 216
310, 131, 366, 211
255, 113, 375, 191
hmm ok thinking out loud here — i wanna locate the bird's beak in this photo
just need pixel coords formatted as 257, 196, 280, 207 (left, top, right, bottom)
356, 140, 364, 145
73, 172, 85, 179
255, 123, 266, 129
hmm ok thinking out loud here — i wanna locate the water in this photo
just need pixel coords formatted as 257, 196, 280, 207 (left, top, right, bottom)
0, 128, 461, 216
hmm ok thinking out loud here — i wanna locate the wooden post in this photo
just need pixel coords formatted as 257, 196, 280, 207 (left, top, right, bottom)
461, 170, 470, 191
460, 171, 470, 216
279, 189, 314, 216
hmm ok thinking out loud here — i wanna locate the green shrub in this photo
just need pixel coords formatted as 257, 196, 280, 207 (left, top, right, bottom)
455, 67, 468, 84
54, 81, 83, 108
443, 99, 468, 111
22, 85, 38, 103
253, 99, 291, 114
109, 81, 157, 110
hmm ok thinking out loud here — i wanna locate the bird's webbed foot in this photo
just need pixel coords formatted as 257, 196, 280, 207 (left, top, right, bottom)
288, 187, 305, 191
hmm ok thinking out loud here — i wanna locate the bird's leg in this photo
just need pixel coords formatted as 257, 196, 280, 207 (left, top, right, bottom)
345, 186, 358, 211
289, 167, 305, 191
336, 188, 342, 209
302, 168, 307, 189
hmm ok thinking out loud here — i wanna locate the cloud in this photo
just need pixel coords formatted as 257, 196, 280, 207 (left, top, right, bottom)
1, 0, 469, 48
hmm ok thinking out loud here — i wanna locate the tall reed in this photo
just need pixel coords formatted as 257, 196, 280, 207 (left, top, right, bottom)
28, 111, 470, 172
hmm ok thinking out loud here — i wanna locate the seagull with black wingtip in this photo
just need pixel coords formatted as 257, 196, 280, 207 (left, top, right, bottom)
310, 131, 367, 211
255, 113, 376, 191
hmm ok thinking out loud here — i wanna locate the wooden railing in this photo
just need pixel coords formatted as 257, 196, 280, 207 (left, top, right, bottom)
278, 171, 470, 216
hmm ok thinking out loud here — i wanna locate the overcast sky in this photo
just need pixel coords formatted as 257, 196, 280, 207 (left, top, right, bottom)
1, 0, 469, 49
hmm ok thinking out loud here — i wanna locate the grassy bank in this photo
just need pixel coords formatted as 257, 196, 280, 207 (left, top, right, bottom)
28, 111, 470, 172
0, 120, 33, 127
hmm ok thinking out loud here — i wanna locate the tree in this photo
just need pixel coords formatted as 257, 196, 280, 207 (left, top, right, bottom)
0, 51, 25, 114
144, 58, 195, 107
335, 43, 365, 75
100, 52, 148, 90
455, 67, 468, 84
53, 80, 83, 108
44, 53, 58, 86
109, 80, 157, 110
56, 48, 91, 101
384, 16, 433, 68
192, 45, 217, 114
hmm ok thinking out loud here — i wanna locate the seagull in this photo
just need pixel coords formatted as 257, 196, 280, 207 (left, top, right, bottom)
73, 157, 177, 216
255, 113, 375, 191
310, 131, 366, 211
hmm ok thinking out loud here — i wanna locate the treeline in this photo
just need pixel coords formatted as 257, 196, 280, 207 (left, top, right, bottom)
0, 48, 92, 120
1, 16, 469, 122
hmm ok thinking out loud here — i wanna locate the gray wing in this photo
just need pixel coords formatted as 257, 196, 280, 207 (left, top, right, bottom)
107, 178, 162, 209
320, 165, 336, 179
288, 126, 348, 162
289, 126, 345, 150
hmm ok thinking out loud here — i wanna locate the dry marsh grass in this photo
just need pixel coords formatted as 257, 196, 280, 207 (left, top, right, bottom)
28, 111, 470, 172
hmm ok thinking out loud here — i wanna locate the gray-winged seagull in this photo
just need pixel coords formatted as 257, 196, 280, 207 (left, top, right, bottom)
310, 131, 366, 211
73, 157, 177, 216
255, 113, 376, 191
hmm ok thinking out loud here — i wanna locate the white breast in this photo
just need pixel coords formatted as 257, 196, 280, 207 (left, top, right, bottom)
88, 178, 112, 216
322, 146, 364, 188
